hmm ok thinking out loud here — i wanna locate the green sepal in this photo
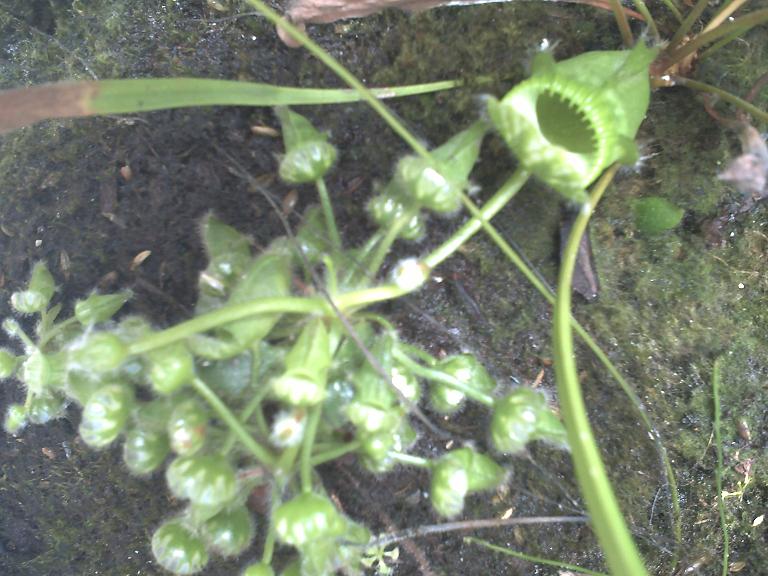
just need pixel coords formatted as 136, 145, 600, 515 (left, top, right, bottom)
275, 107, 337, 184
431, 120, 487, 188
147, 342, 194, 395
166, 454, 238, 509
430, 447, 506, 517
70, 332, 128, 373
200, 505, 255, 557
366, 191, 425, 240
167, 398, 209, 456
220, 246, 292, 354
4, 403, 27, 435
11, 261, 55, 314
199, 214, 252, 296
273, 492, 346, 547
27, 392, 67, 424
429, 353, 496, 414
79, 383, 134, 448
272, 318, 331, 406
430, 457, 468, 517
151, 519, 209, 575
393, 156, 462, 214
123, 427, 170, 475
21, 350, 52, 394
490, 388, 567, 453
442, 447, 506, 492
74, 290, 133, 325
294, 205, 327, 264
0, 348, 19, 379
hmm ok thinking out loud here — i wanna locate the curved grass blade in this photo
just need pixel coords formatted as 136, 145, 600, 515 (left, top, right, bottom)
0, 77, 460, 134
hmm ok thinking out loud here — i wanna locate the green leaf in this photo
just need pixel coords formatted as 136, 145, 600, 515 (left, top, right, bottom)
11, 261, 56, 314
74, 291, 133, 325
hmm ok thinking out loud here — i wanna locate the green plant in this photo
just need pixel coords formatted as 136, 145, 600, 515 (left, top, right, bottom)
1, 107, 578, 575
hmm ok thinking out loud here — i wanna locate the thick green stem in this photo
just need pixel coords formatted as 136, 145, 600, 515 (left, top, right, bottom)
127, 297, 327, 355
423, 168, 530, 270
315, 178, 342, 256
310, 441, 361, 466
672, 76, 768, 123
712, 358, 729, 576
552, 167, 647, 576
608, 0, 635, 47
191, 377, 277, 468
300, 404, 323, 493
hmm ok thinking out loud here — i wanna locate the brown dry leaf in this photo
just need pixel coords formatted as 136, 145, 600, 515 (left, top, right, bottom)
718, 122, 768, 204
130, 250, 152, 271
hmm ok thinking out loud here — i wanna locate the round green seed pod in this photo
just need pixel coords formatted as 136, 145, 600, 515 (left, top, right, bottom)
490, 389, 544, 454
167, 399, 208, 456
147, 342, 194, 395
27, 393, 67, 425
79, 383, 134, 448
201, 505, 255, 557
123, 428, 170, 475
166, 454, 237, 509
151, 519, 209, 575
273, 493, 345, 547
4, 403, 27, 435
71, 333, 128, 373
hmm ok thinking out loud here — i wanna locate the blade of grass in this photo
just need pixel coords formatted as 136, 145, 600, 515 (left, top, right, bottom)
465, 537, 609, 576
712, 358, 729, 576
0, 77, 460, 133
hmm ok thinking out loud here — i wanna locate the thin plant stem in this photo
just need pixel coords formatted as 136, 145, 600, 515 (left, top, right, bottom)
632, 0, 660, 41
669, 0, 710, 49
672, 76, 768, 123
392, 347, 495, 406
465, 537, 609, 576
191, 377, 278, 468
703, 0, 749, 33
664, 9, 768, 68
222, 384, 272, 454
372, 516, 589, 548
127, 297, 327, 355
315, 178, 342, 255
552, 166, 647, 576
712, 358, 729, 576
698, 29, 749, 61
366, 205, 419, 279
241, 0, 431, 160
387, 452, 432, 468
310, 440, 361, 466
423, 167, 530, 270
300, 404, 323, 493
608, 0, 635, 47
656, 0, 683, 22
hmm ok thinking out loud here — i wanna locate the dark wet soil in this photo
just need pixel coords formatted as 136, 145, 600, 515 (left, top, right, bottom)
1, 1, 767, 575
